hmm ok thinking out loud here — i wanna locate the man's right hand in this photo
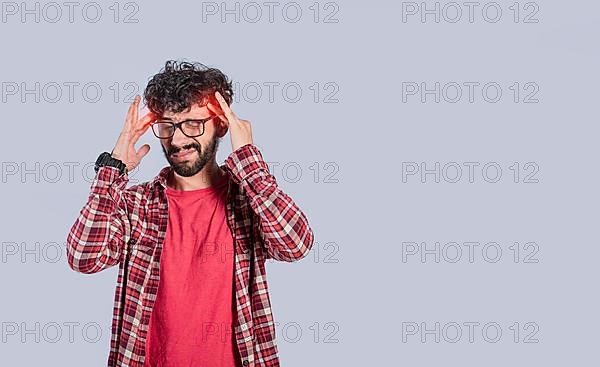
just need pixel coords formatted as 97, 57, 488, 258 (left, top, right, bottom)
111, 95, 156, 173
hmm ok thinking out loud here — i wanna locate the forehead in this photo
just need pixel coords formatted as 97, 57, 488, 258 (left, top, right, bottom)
161, 103, 211, 119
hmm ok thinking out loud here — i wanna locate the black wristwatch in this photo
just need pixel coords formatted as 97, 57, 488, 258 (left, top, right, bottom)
94, 152, 128, 175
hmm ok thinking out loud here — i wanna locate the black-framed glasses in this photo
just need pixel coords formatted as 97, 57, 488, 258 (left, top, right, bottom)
151, 116, 216, 139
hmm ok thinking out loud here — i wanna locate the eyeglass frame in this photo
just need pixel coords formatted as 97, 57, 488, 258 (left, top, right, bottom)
150, 116, 218, 139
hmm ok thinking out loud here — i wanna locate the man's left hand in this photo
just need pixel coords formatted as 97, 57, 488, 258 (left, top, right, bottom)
209, 91, 254, 151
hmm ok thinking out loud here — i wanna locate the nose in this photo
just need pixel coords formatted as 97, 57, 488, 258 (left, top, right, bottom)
170, 125, 189, 148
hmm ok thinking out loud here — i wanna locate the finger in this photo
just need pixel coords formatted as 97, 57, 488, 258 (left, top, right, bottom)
126, 95, 142, 133
131, 95, 141, 129
123, 98, 137, 130
137, 104, 150, 120
206, 98, 223, 116
130, 111, 154, 142
136, 144, 151, 159
137, 111, 156, 129
131, 120, 152, 143
206, 102, 227, 126
214, 91, 237, 123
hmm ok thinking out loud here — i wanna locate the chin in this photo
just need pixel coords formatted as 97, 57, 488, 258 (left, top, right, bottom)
171, 158, 206, 177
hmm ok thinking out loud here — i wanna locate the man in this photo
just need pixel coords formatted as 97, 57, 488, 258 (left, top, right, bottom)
66, 60, 315, 367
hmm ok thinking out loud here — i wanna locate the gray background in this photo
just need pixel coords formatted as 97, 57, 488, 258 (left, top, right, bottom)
0, 0, 598, 365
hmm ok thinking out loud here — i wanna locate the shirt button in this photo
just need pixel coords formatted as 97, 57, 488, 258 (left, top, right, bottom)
242, 360, 249, 366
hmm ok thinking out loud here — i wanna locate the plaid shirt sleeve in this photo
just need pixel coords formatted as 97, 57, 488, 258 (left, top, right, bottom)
66, 165, 131, 274
224, 143, 315, 262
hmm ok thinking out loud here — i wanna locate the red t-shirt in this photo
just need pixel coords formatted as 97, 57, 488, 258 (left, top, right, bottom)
144, 173, 241, 367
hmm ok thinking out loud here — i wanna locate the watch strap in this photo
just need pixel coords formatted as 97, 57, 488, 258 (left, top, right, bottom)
95, 152, 127, 175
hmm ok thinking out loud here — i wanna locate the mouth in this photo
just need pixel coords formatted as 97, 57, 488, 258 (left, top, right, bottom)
172, 148, 196, 161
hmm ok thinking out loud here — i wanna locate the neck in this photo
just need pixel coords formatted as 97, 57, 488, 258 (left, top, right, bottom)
167, 160, 225, 191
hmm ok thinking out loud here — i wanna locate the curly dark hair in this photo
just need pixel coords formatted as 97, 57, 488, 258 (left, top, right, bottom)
143, 60, 233, 117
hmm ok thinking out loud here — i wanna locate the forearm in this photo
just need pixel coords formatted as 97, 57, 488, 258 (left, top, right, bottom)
224, 144, 315, 262
66, 166, 130, 274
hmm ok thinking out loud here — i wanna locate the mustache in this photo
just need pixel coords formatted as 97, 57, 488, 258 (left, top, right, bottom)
169, 143, 200, 156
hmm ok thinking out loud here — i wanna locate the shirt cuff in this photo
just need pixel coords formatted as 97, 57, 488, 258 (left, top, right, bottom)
91, 165, 129, 203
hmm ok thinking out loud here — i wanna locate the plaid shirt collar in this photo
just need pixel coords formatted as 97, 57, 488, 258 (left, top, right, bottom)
149, 165, 172, 189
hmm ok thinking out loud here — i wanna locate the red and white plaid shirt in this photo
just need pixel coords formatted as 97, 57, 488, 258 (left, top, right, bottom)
66, 143, 314, 367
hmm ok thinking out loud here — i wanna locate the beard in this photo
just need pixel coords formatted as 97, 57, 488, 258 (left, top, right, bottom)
161, 134, 221, 177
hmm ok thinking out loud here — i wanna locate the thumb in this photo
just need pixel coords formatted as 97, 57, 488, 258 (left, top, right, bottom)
136, 144, 151, 159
